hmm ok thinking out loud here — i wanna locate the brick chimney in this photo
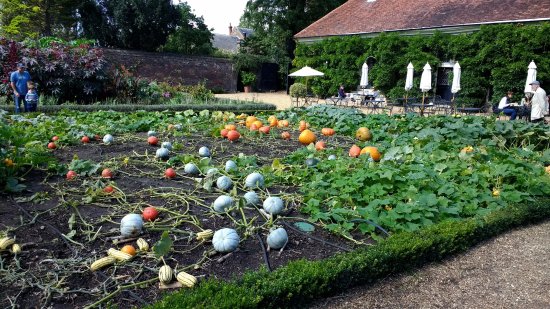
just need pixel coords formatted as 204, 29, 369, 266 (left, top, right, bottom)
229, 23, 233, 35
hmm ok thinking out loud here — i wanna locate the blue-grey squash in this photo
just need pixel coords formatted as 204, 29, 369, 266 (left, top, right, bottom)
212, 228, 240, 253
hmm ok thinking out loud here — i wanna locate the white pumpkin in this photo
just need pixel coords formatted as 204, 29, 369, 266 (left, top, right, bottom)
245, 172, 264, 189
263, 197, 284, 215
184, 163, 199, 175
266, 228, 288, 249
328, 154, 337, 160
213, 195, 234, 212
216, 176, 233, 191
243, 191, 260, 206
147, 130, 157, 137
103, 134, 114, 145
224, 160, 237, 173
174, 124, 182, 131
212, 228, 240, 253
198, 146, 211, 157
205, 167, 219, 176
155, 147, 170, 159
161, 141, 172, 150
120, 214, 143, 237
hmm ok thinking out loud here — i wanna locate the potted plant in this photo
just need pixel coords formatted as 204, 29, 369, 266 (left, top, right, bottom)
241, 72, 256, 93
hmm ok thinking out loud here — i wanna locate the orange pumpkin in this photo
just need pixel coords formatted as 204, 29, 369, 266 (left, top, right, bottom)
299, 120, 310, 132
298, 129, 316, 145
281, 131, 291, 140
321, 128, 335, 136
269, 118, 278, 127
252, 120, 263, 128
259, 126, 270, 134
245, 116, 257, 128
278, 120, 290, 128
315, 141, 326, 151
349, 145, 361, 158
356, 127, 373, 141
250, 123, 259, 131
221, 129, 229, 138
227, 130, 240, 142
121, 245, 136, 256
360, 146, 382, 162
225, 124, 237, 131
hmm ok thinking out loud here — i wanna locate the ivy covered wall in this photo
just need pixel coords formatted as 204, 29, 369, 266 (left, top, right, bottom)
293, 23, 550, 105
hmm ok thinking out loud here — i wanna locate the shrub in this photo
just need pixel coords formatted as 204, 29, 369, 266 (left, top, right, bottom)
0, 37, 107, 103
289, 82, 307, 98
241, 71, 257, 86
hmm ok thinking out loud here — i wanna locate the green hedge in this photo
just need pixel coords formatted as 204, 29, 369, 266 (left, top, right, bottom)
1, 103, 276, 113
151, 197, 550, 308
294, 23, 550, 104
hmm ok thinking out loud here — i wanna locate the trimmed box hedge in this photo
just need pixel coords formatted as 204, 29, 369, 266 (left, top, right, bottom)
1, 103, 276, 113
151, 197, 550, 308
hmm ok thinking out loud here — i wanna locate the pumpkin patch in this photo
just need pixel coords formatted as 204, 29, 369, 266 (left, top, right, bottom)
2, 104, 549, 308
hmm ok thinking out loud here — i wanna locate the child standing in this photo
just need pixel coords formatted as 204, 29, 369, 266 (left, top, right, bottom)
24, 81, 39, 112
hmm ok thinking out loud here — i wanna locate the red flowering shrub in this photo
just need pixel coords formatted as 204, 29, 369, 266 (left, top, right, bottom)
0, 38, 107, 103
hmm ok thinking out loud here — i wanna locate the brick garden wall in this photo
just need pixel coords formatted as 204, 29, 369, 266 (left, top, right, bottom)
101, 48, 237, 92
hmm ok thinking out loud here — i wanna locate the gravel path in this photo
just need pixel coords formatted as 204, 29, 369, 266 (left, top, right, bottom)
310, 220, 550, 309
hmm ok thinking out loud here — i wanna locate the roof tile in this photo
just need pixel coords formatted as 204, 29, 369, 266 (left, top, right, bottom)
295, 0, 550, 38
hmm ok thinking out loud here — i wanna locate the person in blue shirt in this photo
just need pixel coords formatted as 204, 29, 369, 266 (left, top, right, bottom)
10, 63, 32, 113
24, 81, 39, 112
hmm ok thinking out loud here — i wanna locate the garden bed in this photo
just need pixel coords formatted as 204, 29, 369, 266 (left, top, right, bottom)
0, 126, 356, 308
1, 106, 549, 308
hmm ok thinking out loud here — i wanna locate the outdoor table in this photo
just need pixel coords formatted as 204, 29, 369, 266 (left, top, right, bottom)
362, 99, 387, 114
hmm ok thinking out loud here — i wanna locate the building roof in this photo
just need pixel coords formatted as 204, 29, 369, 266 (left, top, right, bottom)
213, 34, 239, 53
295, 0, 550, 40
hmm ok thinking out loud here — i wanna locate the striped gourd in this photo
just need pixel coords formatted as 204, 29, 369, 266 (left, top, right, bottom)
107, 248, 133, 261
176, 271, 197, 288
159, 265, 173, 284
196, 229, 214, 241
90, 256, 117, 271
0, 237, 15, 250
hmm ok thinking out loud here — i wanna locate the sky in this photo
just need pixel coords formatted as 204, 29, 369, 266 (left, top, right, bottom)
179, 0, 249, 34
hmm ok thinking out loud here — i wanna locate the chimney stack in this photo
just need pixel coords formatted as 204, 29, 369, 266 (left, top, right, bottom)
229, 23, 233, 35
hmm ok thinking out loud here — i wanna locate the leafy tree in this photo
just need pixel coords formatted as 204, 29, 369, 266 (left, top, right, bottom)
160, 2, 213, 55
0, 0, 81, 40
240, 0, 347, 70
80, 0, 180, 51
0, 0, 41, 39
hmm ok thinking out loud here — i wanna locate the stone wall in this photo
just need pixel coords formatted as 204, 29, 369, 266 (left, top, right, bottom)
101, 48, 237, 92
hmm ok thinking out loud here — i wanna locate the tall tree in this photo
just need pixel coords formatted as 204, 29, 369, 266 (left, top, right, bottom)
80, 0, 180, 51
160, 2, 213, 55
0, 0, 81, 40
240, 0, 347, 67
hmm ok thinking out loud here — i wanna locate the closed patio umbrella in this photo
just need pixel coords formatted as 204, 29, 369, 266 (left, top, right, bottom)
451, 62, 461, 114
404, 62, 414, 108
360, 62, 368, 89
419, 63, 432, 116
524, 60, 537, 93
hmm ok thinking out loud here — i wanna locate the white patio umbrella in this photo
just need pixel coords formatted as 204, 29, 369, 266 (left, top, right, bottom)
451, 62, 461, 114
419, 63, 432, 116
360, 62, 369, 89
289, 66, 324, 93
404, 62, 414, 108
524, 60, 537, 93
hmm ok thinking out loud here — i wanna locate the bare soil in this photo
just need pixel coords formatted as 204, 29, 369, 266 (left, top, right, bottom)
310, 220, 550, 309
0, 130, 355, 308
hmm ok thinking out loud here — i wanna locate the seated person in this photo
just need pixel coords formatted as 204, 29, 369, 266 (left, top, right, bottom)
337, 84, 346, 98
497, 91, 517, 120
